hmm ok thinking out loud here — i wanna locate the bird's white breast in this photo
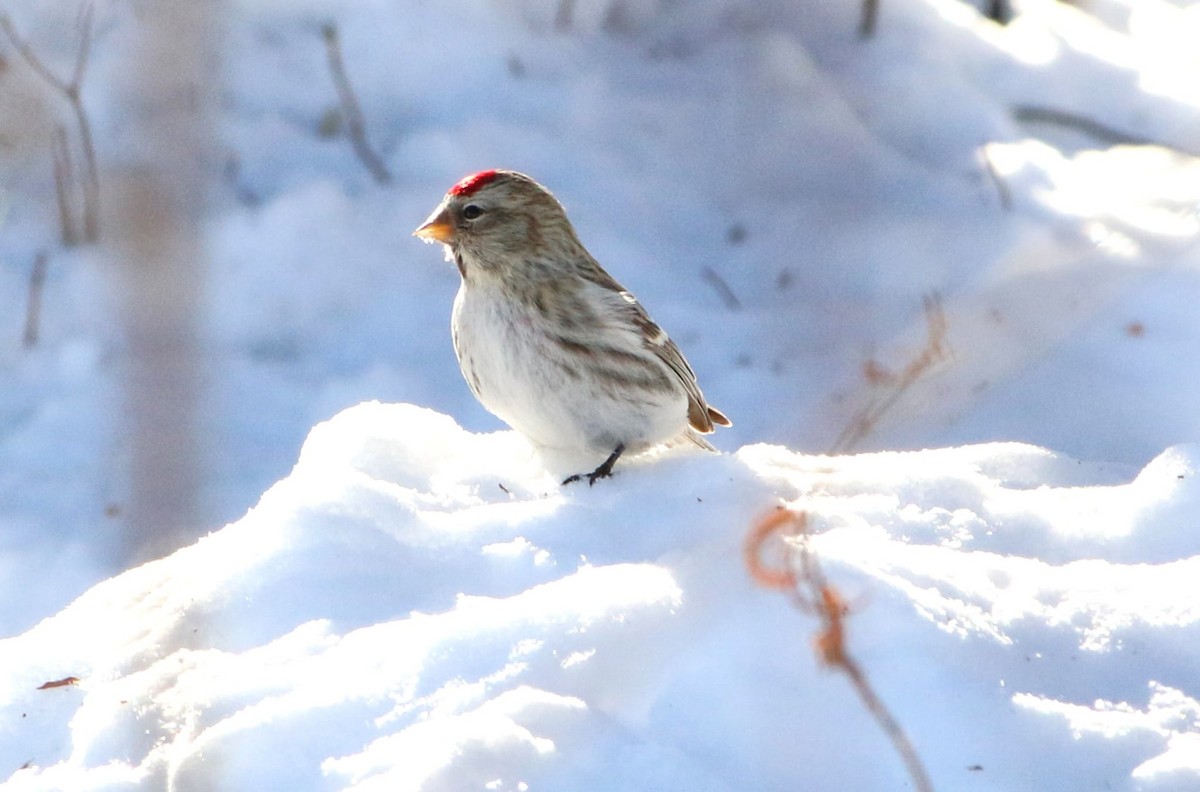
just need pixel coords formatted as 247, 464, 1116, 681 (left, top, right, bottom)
451, 279, 687, 454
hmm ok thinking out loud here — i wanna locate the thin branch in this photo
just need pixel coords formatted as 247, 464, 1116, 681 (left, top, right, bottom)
746, 509, 935, 792
555, 0, 575, 31
51, 126, 80, 245
700, 266, 742, 311
70, 3, 93, 93
0, 14, 62, 89
859, 0, 879, 39
23, 251, 49, 349
70, 81, 99, 241
69, 4, 99, 240
830, 293, 951, 454
1011, 105, 1200, 156
321, 22, 392, 185
0, 5, 101, 243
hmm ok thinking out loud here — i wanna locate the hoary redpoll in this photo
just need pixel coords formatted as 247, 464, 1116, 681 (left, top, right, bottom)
414, 170, 730, 485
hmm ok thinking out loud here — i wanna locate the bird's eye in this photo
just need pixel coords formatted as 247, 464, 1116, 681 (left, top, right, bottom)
462, 204, 484, 220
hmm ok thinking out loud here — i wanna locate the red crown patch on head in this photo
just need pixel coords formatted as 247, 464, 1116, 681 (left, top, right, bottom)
450, 170, 501, 197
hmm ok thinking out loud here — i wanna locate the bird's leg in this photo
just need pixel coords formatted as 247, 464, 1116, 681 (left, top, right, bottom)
563, 444, 625, 486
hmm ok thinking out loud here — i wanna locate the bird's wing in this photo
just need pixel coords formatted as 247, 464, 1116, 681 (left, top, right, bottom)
576, 263, 730, 434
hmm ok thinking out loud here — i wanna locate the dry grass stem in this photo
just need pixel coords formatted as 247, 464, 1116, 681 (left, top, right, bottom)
321, 22, 392, 185
746, 509, 935, 792
830, 293, 951, 454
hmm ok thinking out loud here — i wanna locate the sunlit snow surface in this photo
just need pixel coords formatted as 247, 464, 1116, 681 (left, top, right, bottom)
2, 0, 1200, 789
2, 403, 1199, 790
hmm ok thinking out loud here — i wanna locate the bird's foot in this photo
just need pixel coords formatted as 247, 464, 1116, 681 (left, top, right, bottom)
562, 444, 625, 487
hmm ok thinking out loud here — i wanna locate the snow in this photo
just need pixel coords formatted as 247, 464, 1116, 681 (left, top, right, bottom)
2, 0, 1200, 789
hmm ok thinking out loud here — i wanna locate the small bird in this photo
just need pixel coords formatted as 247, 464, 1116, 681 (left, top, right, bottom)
414, 170, 730, 485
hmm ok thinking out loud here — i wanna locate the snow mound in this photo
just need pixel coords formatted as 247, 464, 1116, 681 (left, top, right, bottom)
1, 402, 1198, 790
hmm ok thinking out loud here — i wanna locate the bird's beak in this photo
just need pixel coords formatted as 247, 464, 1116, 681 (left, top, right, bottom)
413, 207, 454, 244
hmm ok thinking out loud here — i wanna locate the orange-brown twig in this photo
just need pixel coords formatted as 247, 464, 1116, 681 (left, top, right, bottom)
36, 675, 79, 690
745, 509, 935, 792
744, 507, 799, 592
830, 293, 951, 454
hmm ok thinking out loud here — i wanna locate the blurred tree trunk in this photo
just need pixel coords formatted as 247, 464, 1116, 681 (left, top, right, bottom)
110, 1, 218, 563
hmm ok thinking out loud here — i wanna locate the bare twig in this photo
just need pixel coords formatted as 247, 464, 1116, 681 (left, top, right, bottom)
859, 0, 879, 38
0, 16, 60, 88
700, 266, 742, 311
979, 145, 1012, 211
555, 0, 575, 31
320, 22, 392, 185
746, 509, 935, 792
830, 293, 951, 454
70, 3, 93, 90
71, 5, 100, 241
51, 126, 80, 245
0, 5, 100, 243
1011, 105, 1200, 155
23, 251, 49, 348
